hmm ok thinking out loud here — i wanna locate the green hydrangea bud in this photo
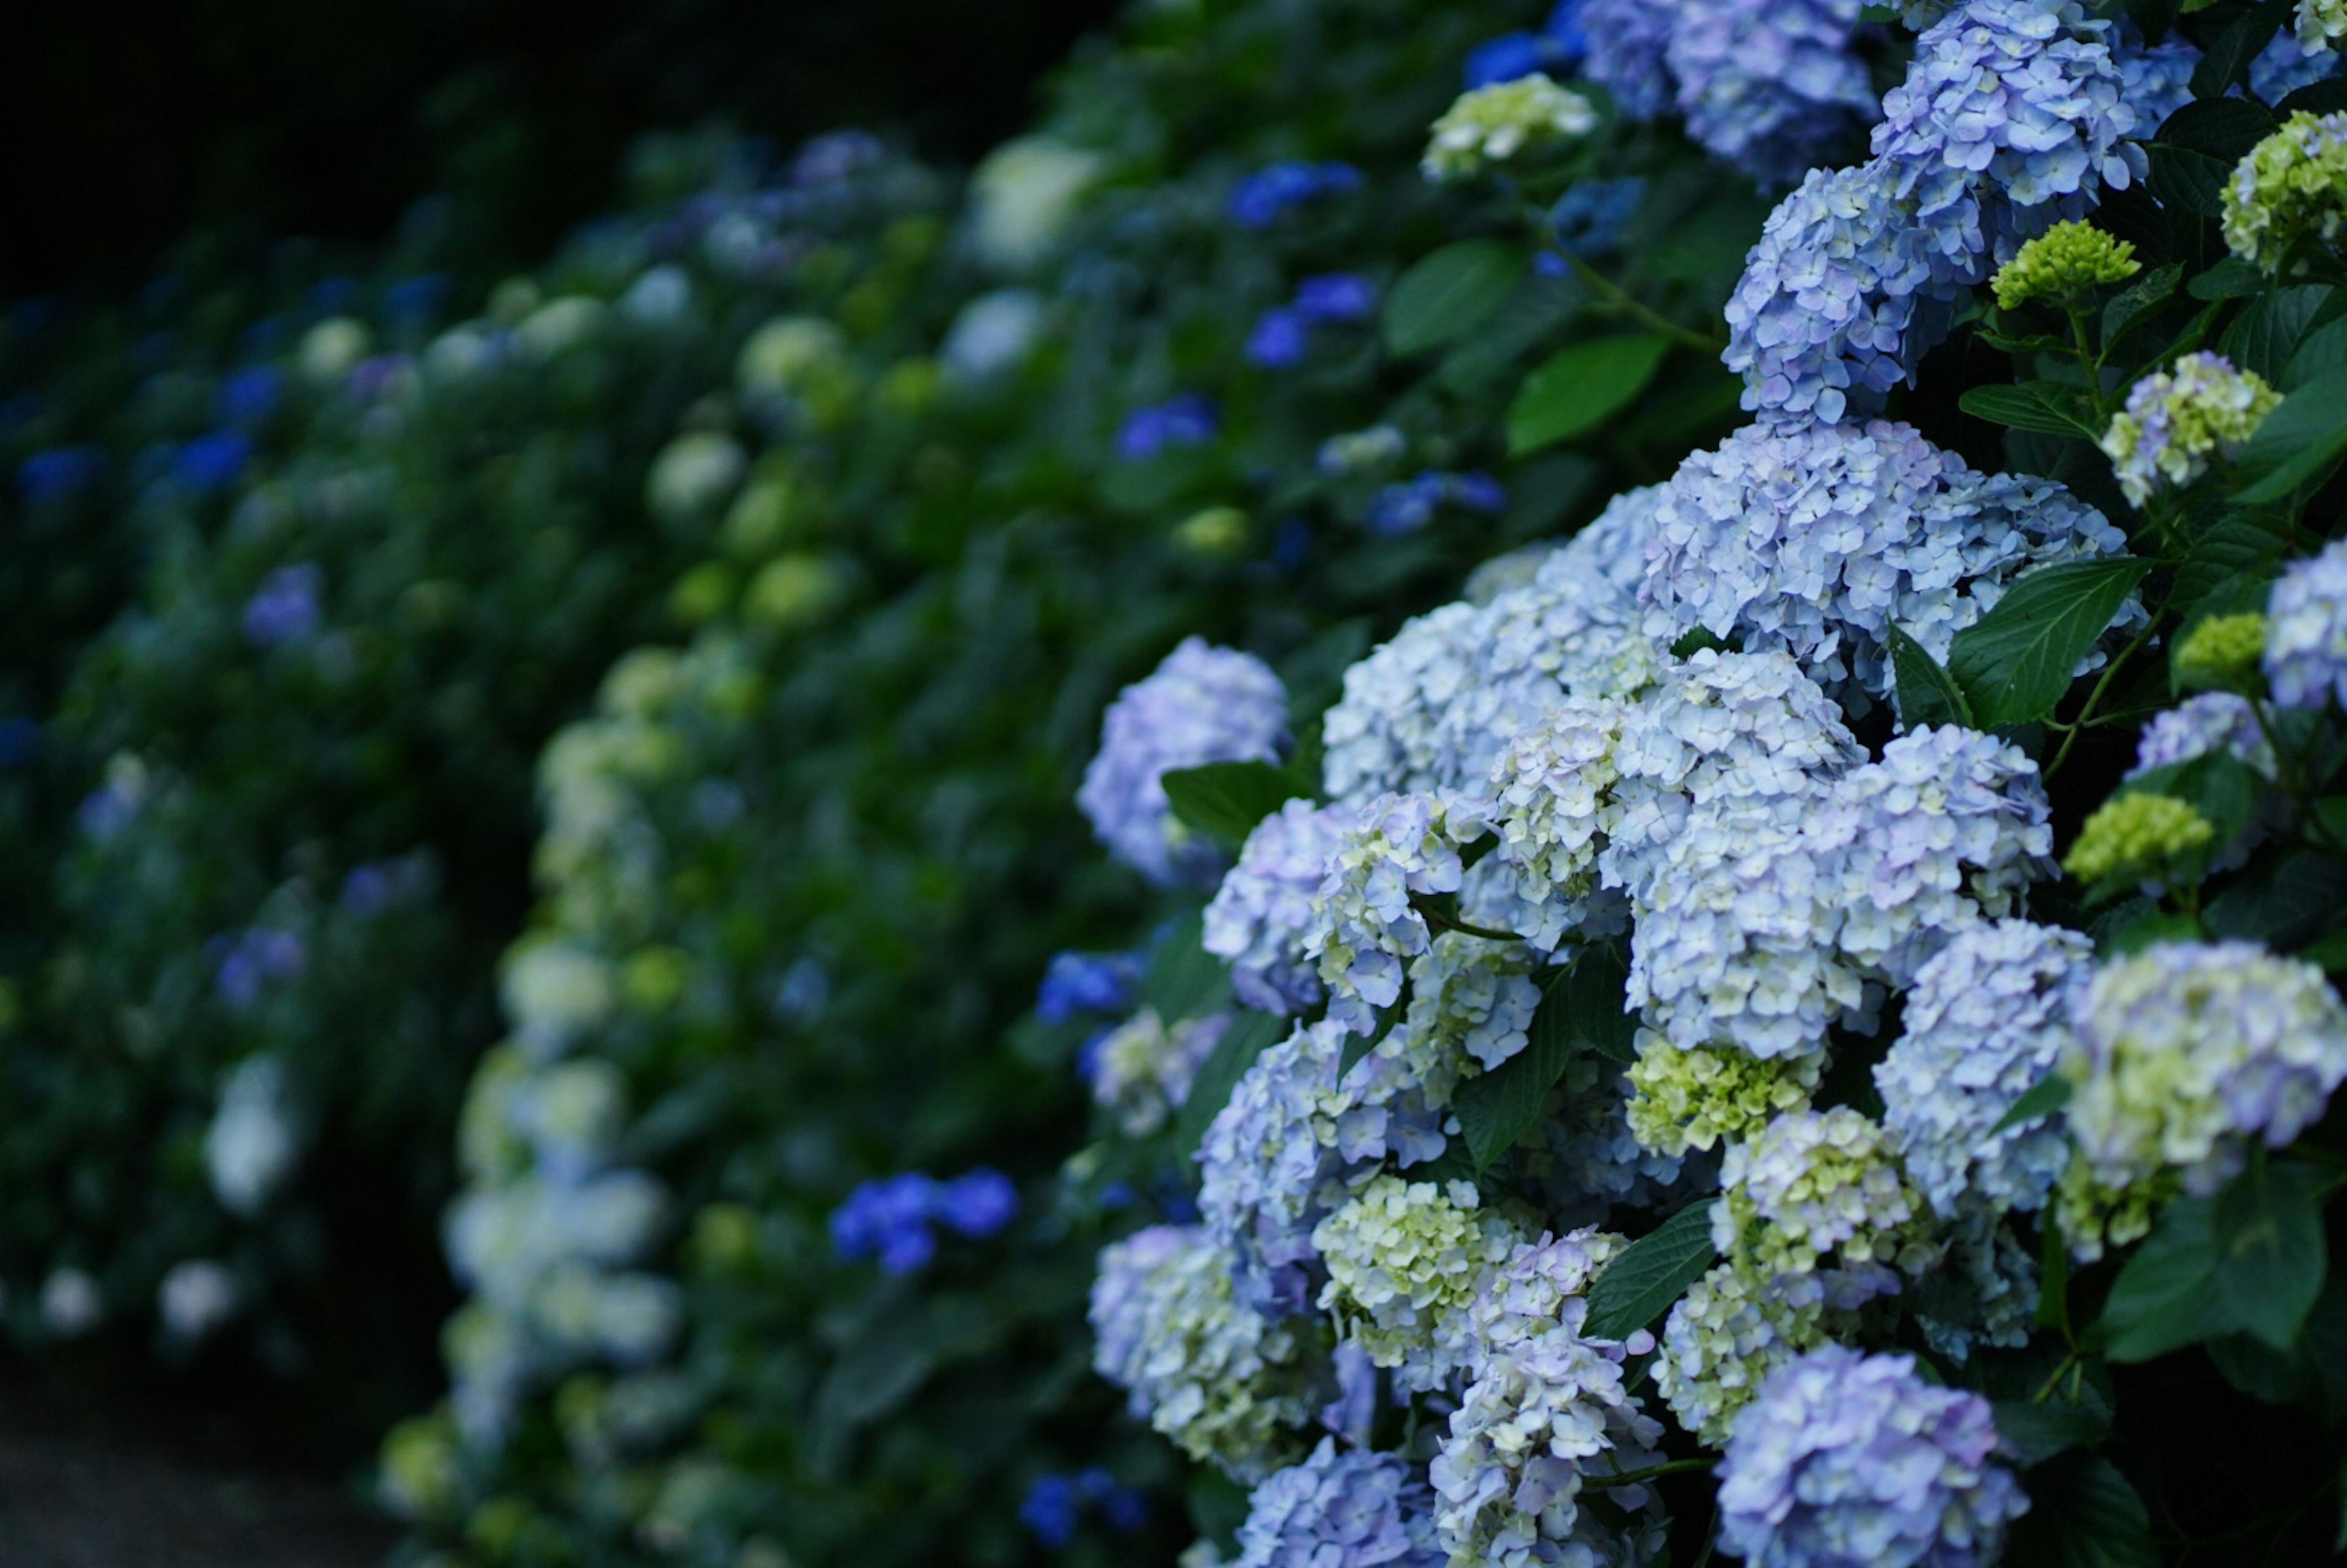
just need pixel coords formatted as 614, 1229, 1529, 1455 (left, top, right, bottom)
1175, 505, 1252, 556
1422, 76, 1598, 183
2222, 109, 2347, 270
2063, 793, 2216, 886
1312, 1174, 1517, 1375
1626, 1033, 1821, 1157
2174, 611, 2270, 692
1991, 220, 2140, 310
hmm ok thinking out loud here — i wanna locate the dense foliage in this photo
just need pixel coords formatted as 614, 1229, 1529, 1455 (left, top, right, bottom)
9, 0, 2347, 1564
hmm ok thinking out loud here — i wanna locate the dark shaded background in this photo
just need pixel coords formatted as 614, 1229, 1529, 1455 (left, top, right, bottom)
4, 0, 1125, 296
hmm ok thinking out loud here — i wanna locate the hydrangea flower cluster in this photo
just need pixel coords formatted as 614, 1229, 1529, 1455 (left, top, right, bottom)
1656, 1259, 1858, 1443
2062, 943, 2347, 1255
1233, 1438, 1445, 1568
1118, 394, 1221, 460
1639, 419, 2131, 702
1249, 274, 1380, 369
1628, 1035, 1821, 1157
1086, 1008, 1230, 1136
1019, 1467, 1147, 1547
2265, 538, 2347, 711
1312, 1175, 1520, 1391
1364, 471, 1505, 537
1876, 920, 2090, 1218
2223, 110, 2347, 269
1229, 161, 1364, 229
1306, 793, 1477, 1034
1716, 1347, 2027, 1568
1465, 1, 1589, 92
1546, 177, 1645, 258
1990, 218, 2139, 310
1078, 637, 1288, 886
2062, 793, 2215, 887
1664, 0, 1878, 190
1206, 800, 1354, 1013
1716, 1108, 1936, 1280
2301, 0, 2347, 53
828, 1168, 1018, 1273
2099, 353, 2281, 507
1422, 76, 1599, 181
1036, 948, 1144, 1022
1090, 1225, 1325, 1481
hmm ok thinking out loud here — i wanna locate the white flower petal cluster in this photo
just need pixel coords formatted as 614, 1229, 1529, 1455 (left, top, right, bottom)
1404, 933, 1544, 1073
1641, 420, 2132, 703
1207, 800, 1354, 1014
1313, 1174, 1524, 1393
1423, 76, 1600, 182
1307, 793, 1482, 1035
1877, 920, 2089, 1219
1089, 1008, 1230, 1137
1656, 1261, 1867, 1444
1090, 1225, 1324, 1481
2266, 537, 2347, 713
1717, 1108, 1937, 1279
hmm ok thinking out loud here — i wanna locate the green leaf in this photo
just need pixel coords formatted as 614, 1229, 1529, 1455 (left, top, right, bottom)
2004, 1455, 2161, 1568
2220, 285, 2333, 381
1507, 334, 1671, 455
2230, 367, 2347, 503
1176, 1008, 1288, 1154
2189, 5, 2286, 98
1161, 760, 1304, 845
2205, 849, 2347, 945
1889, 623, 1975, 730
1993, 1070, 2072, 1135
1383, 240, 1524, 356
1453, 987, 1582, 1172
2283, 315, 2347, 391
1669, 626, 1728, 659
1139, 910, 1233, 1023
1989, 1399, 2111, 1467
1555, 943, 1638, 1064
1959, 383, 2104, 440
2101, 262, 2184, 353
2146, 98, 2275, 218
1945, 559, 2153, 728
2213, 1152, 2330, 1350
1581, 1203, 1719, 1342
2186, 256, 2266, 301
2099, 1195, 2229, 1362
2169, 512, 2290, 624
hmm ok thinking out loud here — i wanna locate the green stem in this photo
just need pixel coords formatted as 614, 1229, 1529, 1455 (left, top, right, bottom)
1562, 254, 1721, 353
2047, 613, 2162, 782
1588, 1457, 1716, 1489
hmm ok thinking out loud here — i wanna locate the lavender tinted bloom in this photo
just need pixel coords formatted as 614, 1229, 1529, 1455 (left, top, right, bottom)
1235, 1438, 1445, 1568
1229, 163, 1365, 229
173, 430, 254, 493
1716, 1347, 2026, 1568
830, 1174, 942, 1273
1293, 274, 1378, 323
1037, 950, 1145, 1022
2265, 538, 2347, 711
1248, 309, 1310, 368
213, 927, 305, 1009
1078, 637, 1288, 886
1307, 793, 1474, 1035
1117, 395, 1220, 460
2131, 692, 2277, 777
1206, 800, 1353, 1013
242, 563, 326, 646
1666, 0, 1878, 189
1581, 0, 1682, 119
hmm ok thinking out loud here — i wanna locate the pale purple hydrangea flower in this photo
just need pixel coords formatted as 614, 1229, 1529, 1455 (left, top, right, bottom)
1307, 793, 1477, 1035
2132, 691, 2277, 775
2266, 538, 2347, 711
1580, 0, 1682, 118
1716, 1347, 2027, 1568
1666, 0, 1879, 189
1877, 920, 2090, 1218
1207, 800, 1353, 1013
2112, 23, 2198, 128
1236, 1438, 1445, 1568
1078, 637, 1288, 885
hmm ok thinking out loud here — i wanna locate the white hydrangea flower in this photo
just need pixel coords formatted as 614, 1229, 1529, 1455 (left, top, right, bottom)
1718, 1107, 1939, 1279
205, 1053, 301, 1217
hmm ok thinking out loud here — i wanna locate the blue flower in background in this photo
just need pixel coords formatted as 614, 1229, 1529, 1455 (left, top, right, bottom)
1463, 1, 1587, 87
1021, 1468, 1147, 1548
382, 273, 450, 332
173, 430, 254, 494
1273, 518, 1313, 572
219, 366, 284, 427
1366, 471, 1507, 537
1229, 161, 1363, 229
831, 1167, 1019, 1273
1292, 273, 1376, 323
1117, 394, 1218, 460
212, 928, 306, 1010
305, 276, 360, 317
243, 563, 325, 647
1247, 308, 1310, 368
1549, 177, 1645, 257
18, 445, 105, 506
0, 719, 37, 771
0, 394, 39, 433
1037, 950, 1144, 1022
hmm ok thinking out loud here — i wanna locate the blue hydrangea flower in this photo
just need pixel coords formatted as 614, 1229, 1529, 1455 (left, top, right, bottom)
1229, 162, 1365, 229
1878, 920, 2088, 1219
1206, 800, 1354, 1013
17, 445, 105, 506
2266, 538, 2347, 711
2111, 22, 2197, 130
1078, 637, 1288, 885
1666, 0, 1879, 189
1021, 1468, 1147, 1546
830, 1168, 1018, 1273
1117, 394, 1219, 460
1235, 1438, 1446, 1568
1549, 178, 1646, 257
1581, 0, 1681, 119
1293, 274, 1378, 323
2252, 28, 2343, 102
211, 927, 304, 1009
1466, 2, 1589, 89
1037, 950, 1145, 1023
1366, 471, 1507, 537
934, 1168, 1018, 1236
218, 365, 284, 426
242, 563, 325, 647
1716, 1347, 2027, 1568
2132, 691, 2276, 775
172, 430, 254, 494
1249, 309, 1310, 368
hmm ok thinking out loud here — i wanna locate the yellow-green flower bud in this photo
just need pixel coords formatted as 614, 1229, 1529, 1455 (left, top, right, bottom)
2173, 612, 2269, 691
1626, 1033, 1821, 1157
1175, 505, 1251, 556
1422, 76, 1598, 183
1991, 221, 2140, 310
2063, 793, 2216, 885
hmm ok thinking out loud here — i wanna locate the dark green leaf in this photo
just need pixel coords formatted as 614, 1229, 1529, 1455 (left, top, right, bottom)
1669, 626, 1728, 659
2231, 367, 2347, 503
2147, 98, 2274, 218
1993, 1071, 2072, 1135
2099, 1195, 2228, 1362
1990, 1399, 2111, 1466
2279, 78, 2347, 117
1453, 986, 1583, 1171
2186, 256, 2266, 301
1958, 383, 2103, 440
1436, 271, 1587, 394
1177, 1008, 1288, 1154
1383, 240, 1524, 356
1139, 912, 1233, 1023
2213, 1151, 2330, 1349
2004, 1456, 2161, 1568
2283, 315, 2347, 390
2220, 285, 2333, 380
1889, 623, 1975, 730
1556, 943, 1638, 1064
1162, 760, 1304, 845
2169, 513, 2291, 624
2192, 15, 2287, 103
2101, 262, 2183, 353
1507, 334, 1672, 455
2205, 850, 2347, 945
1945, 559, 2152, 727
1582, 1204, 1719, 1342
2099, 908, 2206, 955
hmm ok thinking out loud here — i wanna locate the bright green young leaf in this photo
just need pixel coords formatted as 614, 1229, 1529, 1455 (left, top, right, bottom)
1946, 559, 2151, 728
1888, 623, 1974, 731
1582, 1203, 1719, 1342
1957, 383, 2103, 441
1161, 760, 1303, 845
1507, 334, 1671, 455
2099, 1195, 2229, 1363
1383, 240, 1524, 357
